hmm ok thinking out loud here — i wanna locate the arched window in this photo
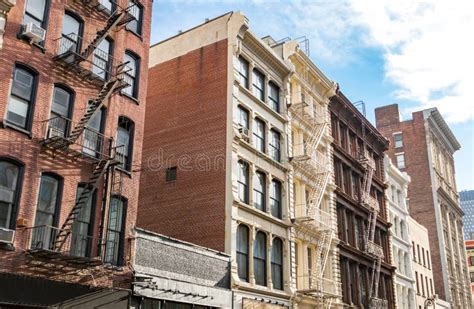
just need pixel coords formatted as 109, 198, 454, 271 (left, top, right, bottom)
271, 237, 283, 290
6, 65, 38, 130
254, 231, 267, 286
116, 116, 134, 171
253, 118, 265, 153
236, 224, 249, 282
123, 51, 140, 98
269, 129, 281, 161
93, 37, 113, 80
31, 173, 63, 250
0, 158, 23, 230
48, 84, 74, 138
105, 196, 127, 266
270, 179, 282, 219
253, 171, 266, 212
237, 160, 249, 204
60, 11, 83, 54
70, 184, 96, 258
268, 81, 280, 113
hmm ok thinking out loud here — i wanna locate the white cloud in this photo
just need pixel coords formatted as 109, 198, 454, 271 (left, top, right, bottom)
348, 0, 474, 124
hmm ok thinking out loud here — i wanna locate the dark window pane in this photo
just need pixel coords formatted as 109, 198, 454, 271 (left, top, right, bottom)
254, 232, 267, 286
238, 57, 249, 88
0, 161, 20, 229
270, 180, 282, 219
272, 238, 283, 290
252, 69, 264, 101
237, 225, 249, 281
253, 172, 266, 211
268, 82, 280, 112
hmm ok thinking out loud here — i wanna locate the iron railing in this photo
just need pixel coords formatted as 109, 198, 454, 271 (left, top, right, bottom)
27, 225, 122, 265
297, 275, 340, 296
41, 116, 115, 161
294, 204, 332, 228
366, 240, 384, 259
369, 297, 388, 309
358, 150, 376, 170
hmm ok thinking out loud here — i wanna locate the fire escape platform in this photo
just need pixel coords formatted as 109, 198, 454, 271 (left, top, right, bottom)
27, 249, 103, 267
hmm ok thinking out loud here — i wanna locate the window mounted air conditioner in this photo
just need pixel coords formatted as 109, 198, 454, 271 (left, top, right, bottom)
0, 228, 15, 244
238, 126, 250, 142
22, 22, 46, 44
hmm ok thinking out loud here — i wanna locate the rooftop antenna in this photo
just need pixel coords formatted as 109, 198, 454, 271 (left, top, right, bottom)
353, 100, 366, 117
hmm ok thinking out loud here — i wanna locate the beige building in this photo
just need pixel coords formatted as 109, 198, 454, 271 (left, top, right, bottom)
269, 37, 341, 308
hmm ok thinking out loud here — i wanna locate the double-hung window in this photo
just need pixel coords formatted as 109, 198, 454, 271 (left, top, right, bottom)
253, 118, 265, 153
0, 160, 22, 230
70, 185, 95, 257
116, 117, 134, 171
23, 0, 48, 27
49, 85, 73, 137
252, 69, 264, 101
123, 51, 140, 98
254, 231, 267, 286
105, 196, 126, 265
394, 133, 403, 148
271, 238, 283, 290
396, 153, 406, 169
268, 82, 280, 112
269, 129, 281, 161
270, 180, 282, 219
236, 225, 249, 282
93, 38, 113, 80
237, 161, 249, 204
126, 0, 143, 35
253, 171, 266, 212
60, 12, 82, 55
238, 56, 249, 88
6, 66, 37, 130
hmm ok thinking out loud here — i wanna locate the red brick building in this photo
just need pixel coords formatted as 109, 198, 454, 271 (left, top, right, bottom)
375, 104, 471, 307
0, 0, 152, 306
330, 92, 395, 308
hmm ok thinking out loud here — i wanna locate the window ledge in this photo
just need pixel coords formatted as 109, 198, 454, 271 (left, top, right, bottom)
238, 138, 289, 172
0, 243, 15, 251
126, 29, 143, 41
1, 121, 32, 138
120, 92, 140, 105
235, 200, 291, 228
16, 32, 46, 53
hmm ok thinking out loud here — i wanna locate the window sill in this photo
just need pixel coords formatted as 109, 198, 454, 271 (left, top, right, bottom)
238, 138, 288, 172
120, 92, 140, 105
1, 121, 32, 138
235, 200, 290, 228
126, 29, 143, 41
16, 32, 46, 53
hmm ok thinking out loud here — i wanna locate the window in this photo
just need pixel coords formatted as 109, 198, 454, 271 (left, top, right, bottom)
470, 272, 474, 283
415, 271, 419, 294
253, 118, 265, 153
396, 153, 406, 169
123, 51, 140, 98
23, 0, 48, 27
253, 171, 266, 212
6, 66, 37, 130
98, 0, 114, 13
31, 174, 62, 250
105, 196, 126, 265
252, 69, 265, 101
270, 179, 282, 219
254, 231, 267, 286
49, 85, 73, 137
93, 38, 113, 80
236, 225, 249, 282
412, 241, 416, 261
165, 167, 177, 182
268, 82, 280, 112
116, 117, 134, 171
394, 133, 403, 148
70, 185, 95, 257
238, 56, 249, 88
0, 159, 22, 230
83, 107, 105, 157
237, 161, 249, 204
126, 0, 143, 35
271, 238, 283, 290
307, 247, 313, 287
60, 12, 82, 54
269, 130, 281, 161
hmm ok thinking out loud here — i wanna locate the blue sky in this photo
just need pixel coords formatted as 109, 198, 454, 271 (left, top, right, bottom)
150, 0, 474, 191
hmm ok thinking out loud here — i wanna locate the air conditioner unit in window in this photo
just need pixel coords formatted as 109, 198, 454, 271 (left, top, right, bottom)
0, 228, 15, 244
22, 22, 46, 44
238, 126, 250, 142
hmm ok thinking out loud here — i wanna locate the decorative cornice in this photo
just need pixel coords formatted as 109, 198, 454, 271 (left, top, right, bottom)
424, 108, 461, 152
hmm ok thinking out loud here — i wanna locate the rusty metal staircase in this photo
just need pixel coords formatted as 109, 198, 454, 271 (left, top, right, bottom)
53, 159, 111, 251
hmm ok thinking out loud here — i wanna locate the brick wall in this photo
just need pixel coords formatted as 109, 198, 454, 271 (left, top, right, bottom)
137, 40, 228, 252
0, 0, 152, 289
375, 105, 446, 300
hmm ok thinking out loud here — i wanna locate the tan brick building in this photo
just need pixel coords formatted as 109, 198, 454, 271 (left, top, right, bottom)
0, 0, 152, 305
375, 104, 470, 307
139, 12, 295, 308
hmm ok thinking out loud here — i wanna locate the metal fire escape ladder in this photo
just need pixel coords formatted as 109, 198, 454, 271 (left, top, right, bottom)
80, 7, 135, 61
53, 159, 112, 251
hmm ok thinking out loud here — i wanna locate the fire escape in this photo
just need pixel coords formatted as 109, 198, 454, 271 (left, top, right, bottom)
290, 92, 336, 306
28, 3, 135, 266
358, 148, 387, 309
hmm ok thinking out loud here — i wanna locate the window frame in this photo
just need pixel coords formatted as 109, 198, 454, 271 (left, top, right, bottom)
269, 129, 281, 162
268, 81, 280, 113
253, 118, 266, 153
70, 184, 97, 258
393, 133, 403, 148
34, 172, 63, 228
105, 195, 127, 266
253, 231, 267, 286
253, 171, 266, 212
271, 237, 284, 290
252, 68, 265, 101
0, 157, 24, 230
49, 84, 75, 137
23, 0, 50, 29
126, 0, 144, 36
122, 50, 141, 99
116, 116, 135, 171
61, 10, 84, 54
236, 224, 249, 282
92, 36, 114, 81
237, 105, 249, 130
396, 153, 406, 169
166, 166, 177, 182
238, 56, 249, 88
6, 64, 39, 131
237, 160, 249, 204
270, 179, 282, 219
